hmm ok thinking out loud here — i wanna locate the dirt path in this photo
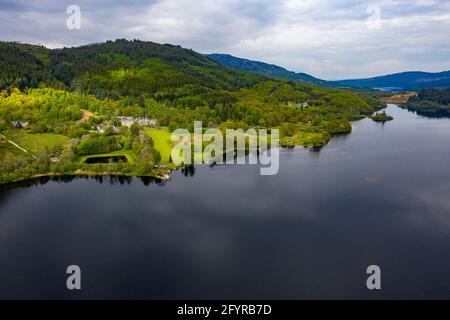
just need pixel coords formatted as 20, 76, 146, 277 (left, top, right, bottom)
383, 92, 418, 104
0, 133, 37, 159
81, 109, 94, 122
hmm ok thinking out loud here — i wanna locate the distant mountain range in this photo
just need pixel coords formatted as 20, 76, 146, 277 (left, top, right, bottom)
334, 71, 450, 91
207, 53, 450, 92
207, 53, 328, 86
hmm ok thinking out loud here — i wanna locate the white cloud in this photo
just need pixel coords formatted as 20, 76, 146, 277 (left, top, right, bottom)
0, 0, 449, 79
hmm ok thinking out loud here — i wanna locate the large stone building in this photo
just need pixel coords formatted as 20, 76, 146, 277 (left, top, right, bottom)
117, 116, 158, 128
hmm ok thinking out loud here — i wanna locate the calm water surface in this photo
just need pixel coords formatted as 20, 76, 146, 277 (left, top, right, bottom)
0, 105, 449, 299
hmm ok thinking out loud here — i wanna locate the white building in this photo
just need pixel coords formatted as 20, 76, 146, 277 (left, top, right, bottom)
117, 116, 158, 128
287, 102, 309, 108
97, 124, 121, 134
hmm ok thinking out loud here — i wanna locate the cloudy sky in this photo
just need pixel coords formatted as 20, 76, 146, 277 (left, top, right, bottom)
0, 0, 449, 79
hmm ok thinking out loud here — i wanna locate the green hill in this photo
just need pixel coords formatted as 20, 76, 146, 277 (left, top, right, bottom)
0, 39, 379, 124
207, 53, 328, 86
0, 39, 385, 183
0, 42, 57, 89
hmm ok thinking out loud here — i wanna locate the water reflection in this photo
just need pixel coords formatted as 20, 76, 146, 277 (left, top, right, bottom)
181, 164, 196, 177
0, 175, 166, 193
406, 106, 450, 118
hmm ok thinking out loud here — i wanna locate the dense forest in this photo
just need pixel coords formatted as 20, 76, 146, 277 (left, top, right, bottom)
0, 39, 386, 184
207, 53, 328, 86
406, 88, 450, 117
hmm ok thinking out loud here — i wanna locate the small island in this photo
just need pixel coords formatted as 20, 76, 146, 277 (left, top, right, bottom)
370, 111, 394, 122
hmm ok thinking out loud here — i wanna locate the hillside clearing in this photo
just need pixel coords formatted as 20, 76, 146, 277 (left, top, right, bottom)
3, 131, 70, 154
144, 128, 173, 164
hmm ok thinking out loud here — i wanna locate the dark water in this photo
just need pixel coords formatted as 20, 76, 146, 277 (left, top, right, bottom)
0, 105, 449, 299
85, 155, 128, 164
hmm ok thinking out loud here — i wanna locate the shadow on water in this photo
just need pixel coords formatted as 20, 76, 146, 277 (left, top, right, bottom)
406, 107, 450, 118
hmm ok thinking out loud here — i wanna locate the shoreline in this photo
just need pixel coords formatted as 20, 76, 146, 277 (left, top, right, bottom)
0, 114, 377, 187
0, 129, 359, 186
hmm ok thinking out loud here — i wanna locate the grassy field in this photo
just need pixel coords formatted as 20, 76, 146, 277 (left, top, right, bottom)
79, 150, 138, 164
144, 128, 218, 164
0, 134, 28, 157
144, 128, 173, 164
280, 131, 330, 147
3, 130, 70, 154
142, 126, 333, 164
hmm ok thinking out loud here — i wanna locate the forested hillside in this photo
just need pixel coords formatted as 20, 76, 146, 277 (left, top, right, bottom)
0, 39, 385, 184
406, 88, 450, 117
207, 53, 328, 86
0, 42, 58, 89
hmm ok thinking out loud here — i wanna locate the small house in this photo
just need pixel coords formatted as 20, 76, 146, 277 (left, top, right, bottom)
11, 120, 29, 129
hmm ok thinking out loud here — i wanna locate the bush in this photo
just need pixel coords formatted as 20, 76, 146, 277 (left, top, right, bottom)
322, 119, 352, 134
75, 136, 120, 155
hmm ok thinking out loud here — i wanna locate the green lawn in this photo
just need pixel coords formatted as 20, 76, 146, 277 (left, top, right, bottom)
144, 128, 173, 164
3, 130, 70, 154
0, 135, 28, 158
143, 127, 329, 163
